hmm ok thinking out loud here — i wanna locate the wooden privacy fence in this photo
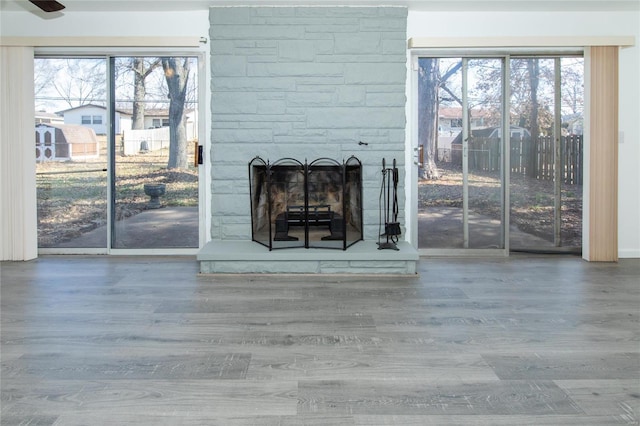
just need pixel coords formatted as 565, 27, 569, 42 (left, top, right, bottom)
451, 135, 583, 185
511, 135, 583, 185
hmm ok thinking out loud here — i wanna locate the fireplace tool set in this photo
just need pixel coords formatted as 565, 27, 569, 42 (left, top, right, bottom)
378, 158, 401, 250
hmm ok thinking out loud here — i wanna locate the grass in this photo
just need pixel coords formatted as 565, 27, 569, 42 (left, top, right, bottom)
419, 161, 583, 247
36, 137, 198, 246
38, 143, 583, 249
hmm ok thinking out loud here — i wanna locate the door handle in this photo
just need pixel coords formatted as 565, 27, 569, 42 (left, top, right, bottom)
414, 145, 424, 167
194, 142, 203, 166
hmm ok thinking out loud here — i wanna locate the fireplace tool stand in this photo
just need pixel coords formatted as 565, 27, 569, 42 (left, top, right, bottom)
378, 158, 401, 250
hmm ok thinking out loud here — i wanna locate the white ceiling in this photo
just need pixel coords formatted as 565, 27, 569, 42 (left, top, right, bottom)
0, 0, 639, 12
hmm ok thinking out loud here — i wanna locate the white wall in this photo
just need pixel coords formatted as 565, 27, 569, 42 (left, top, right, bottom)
0, 10, 209, 38
407, 10, 640, 258
0, 9, 212, 248
1, 6, 638, 257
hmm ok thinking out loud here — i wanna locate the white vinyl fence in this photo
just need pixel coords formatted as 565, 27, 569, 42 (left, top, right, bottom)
121, 128, 170, 156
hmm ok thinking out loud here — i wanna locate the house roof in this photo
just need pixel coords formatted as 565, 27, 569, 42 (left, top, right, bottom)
57, 104, 194, 118
439, 107, 490, 119
35, 110, 63, 120
56, 103, 105, 113
57, 103, 132, 116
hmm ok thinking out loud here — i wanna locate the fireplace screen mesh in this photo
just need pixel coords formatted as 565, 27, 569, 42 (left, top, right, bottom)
249, 156, 362, 250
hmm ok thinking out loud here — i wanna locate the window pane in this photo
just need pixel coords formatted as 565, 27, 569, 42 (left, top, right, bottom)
509, 57, 583, 252
112, 56, 199, 249
35, 57, 108, 248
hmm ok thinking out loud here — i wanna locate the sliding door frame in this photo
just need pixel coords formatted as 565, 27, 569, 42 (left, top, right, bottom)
410, 52, 511, 257
35, 47, 208, 255
409, 48, 591, 258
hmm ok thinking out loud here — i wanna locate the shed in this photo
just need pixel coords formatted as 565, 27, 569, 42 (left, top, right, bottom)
35, 123, 100, 162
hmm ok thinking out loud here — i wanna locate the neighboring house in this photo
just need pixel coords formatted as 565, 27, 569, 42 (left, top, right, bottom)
436, 107, 492, 155
445, 125, 530, 169
563, 114, 584, 136
60, 104, 197, 139
141, 109, 171, 129
122, 108, 198, 141
57, 104, 131, 135
119, 108, 199, 156
35, 110, 64, 125
438, 107, 490, 136
35, 123, 100, 162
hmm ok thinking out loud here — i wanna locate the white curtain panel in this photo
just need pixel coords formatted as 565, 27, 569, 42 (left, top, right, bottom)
0, 46, 37, 261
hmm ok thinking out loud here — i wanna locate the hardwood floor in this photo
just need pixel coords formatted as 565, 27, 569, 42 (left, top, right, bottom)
1, 255, 639, 425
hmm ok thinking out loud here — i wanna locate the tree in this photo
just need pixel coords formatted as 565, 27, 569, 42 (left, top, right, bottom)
55, 59, 106, 108
34, 58, 106, 110
526, 59, 540, 178
34, 59, 61, 103
418, 58, 440, 180
561, 59, 584, 116
131, 58, 161, 130
418, 59, 464, 180
162, 57, 190, 169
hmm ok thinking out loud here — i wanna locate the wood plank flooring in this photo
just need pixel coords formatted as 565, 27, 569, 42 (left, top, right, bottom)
1, 255, 639, 425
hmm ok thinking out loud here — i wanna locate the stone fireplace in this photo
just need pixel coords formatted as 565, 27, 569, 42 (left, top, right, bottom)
198, 6, 418, 274
249, 156, 362, 250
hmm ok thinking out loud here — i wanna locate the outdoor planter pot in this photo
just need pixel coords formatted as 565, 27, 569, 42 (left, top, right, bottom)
143, 183, 166, 209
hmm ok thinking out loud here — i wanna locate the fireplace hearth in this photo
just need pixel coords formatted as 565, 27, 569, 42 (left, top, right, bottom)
249, 156, 363, 250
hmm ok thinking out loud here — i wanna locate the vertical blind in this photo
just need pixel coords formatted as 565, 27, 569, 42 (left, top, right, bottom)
0, 46, 37, 261
588, 45, 619, 262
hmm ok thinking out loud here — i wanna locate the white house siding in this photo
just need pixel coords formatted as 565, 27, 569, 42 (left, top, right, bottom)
61, 105, 107, 134
60, 105, 130, 134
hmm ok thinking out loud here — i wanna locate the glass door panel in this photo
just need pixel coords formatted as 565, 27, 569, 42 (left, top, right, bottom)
418, 57, 464, 248
467, 58, 504, 249
418, 57, 505, 251
36, 55, 201, 252
509, 57, 583, 253
559, 57, 584, 251
35, 57, 108, 249
111, 56, 199, 249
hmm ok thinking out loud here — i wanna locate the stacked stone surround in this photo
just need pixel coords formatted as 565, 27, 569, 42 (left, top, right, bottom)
199, 6, 417, 274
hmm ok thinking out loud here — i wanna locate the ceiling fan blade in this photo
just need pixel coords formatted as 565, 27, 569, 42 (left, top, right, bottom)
28, 0, 66, 12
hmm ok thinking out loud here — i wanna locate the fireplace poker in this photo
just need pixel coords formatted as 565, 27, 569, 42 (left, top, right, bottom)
378, 158, 401, 251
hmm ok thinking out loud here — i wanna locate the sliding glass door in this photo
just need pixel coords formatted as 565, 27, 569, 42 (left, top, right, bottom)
35, 57, 109, 249
509, 57, 583, 253
110, 56, 199, 249
415, 54, 583, 255
35, 54, 201, 252
417, 57, 507, 252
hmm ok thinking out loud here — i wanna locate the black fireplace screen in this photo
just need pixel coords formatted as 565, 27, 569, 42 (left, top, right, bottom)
249, 156, 363, 250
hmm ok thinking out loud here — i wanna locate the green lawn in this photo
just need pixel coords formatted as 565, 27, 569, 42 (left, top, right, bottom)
37, 140, 198, 246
